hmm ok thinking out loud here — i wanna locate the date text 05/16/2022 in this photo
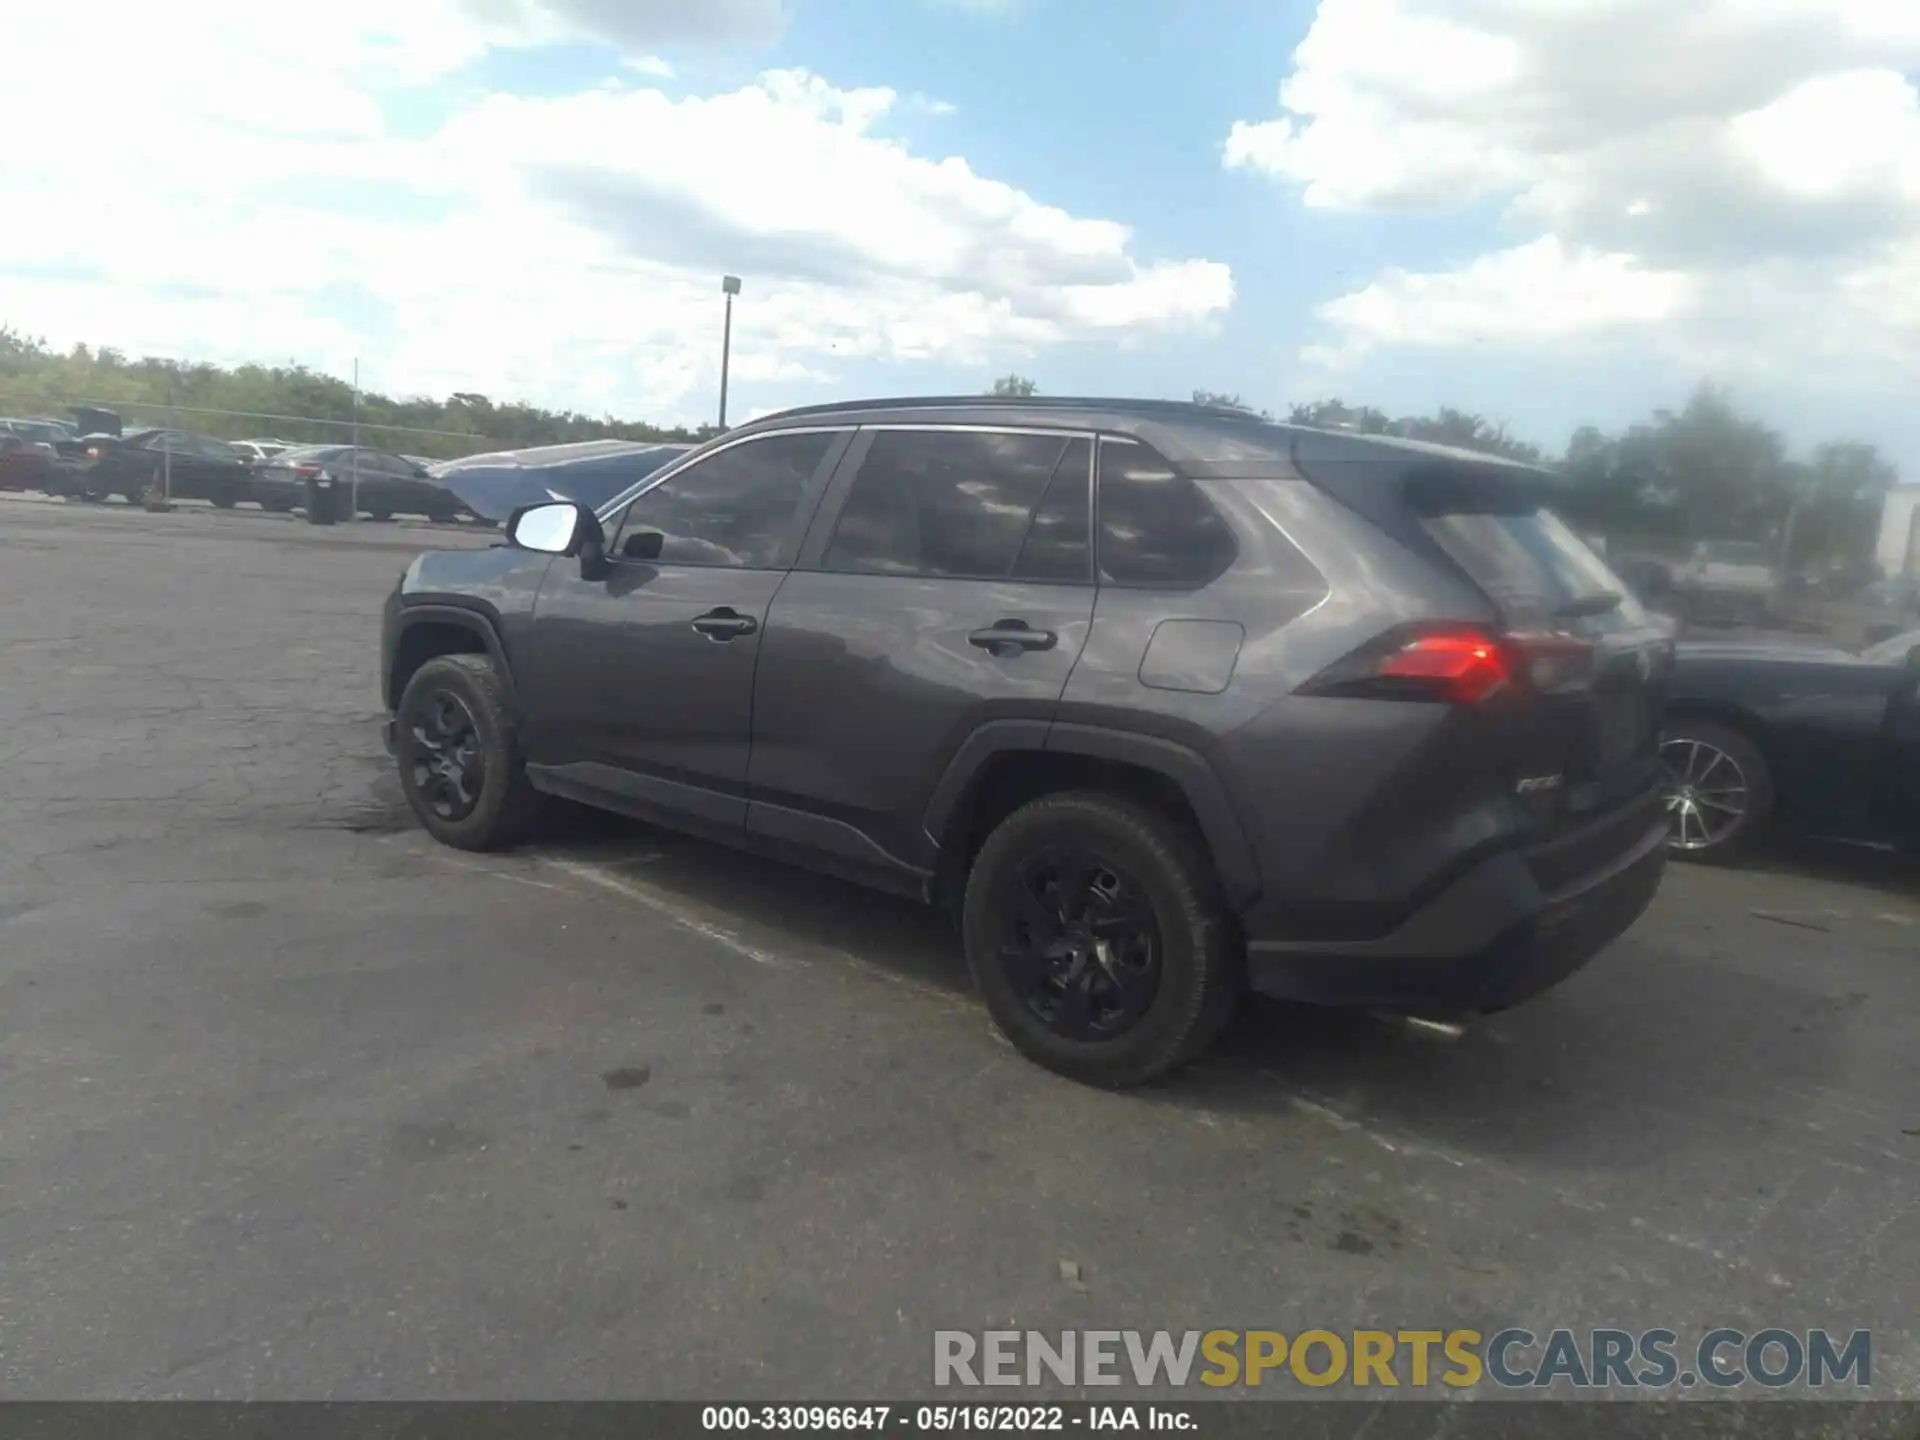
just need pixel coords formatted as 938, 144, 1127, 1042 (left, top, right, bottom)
702, 1405, 1194, 1432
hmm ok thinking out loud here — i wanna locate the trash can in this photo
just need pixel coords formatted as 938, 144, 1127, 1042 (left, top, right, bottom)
305, 473, 337, 526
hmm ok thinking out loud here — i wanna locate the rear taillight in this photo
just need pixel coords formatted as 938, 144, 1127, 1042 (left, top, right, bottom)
1305, 624, 1609, 705
85, 445, 103, 459
1303, 624, 1520, 706
291, 462, 322, 479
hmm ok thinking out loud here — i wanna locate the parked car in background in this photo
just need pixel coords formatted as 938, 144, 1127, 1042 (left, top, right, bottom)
65, 428, 255, 506
232, 438, 298, 462
1679, 539, 1776, 624
381, 396, 1673, 1087
1861, 575, 1920, 625
1660, 633, 1920, 858
1, 417, 74, 452
427, 439, 694, 522
250, 445, 469, 521
0, 432, 54, 491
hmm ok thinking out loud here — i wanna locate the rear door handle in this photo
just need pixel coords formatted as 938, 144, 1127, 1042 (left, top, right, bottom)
691, 607, 758, 642
968, 620, 1057, 656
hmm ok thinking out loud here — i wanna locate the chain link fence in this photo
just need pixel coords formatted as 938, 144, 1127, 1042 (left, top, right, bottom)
0, 384, 540, 524
0, 386, 507, 458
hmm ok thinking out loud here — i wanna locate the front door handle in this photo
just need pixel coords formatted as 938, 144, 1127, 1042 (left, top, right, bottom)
968, 620, 1057, 656
691, 607, 758, 642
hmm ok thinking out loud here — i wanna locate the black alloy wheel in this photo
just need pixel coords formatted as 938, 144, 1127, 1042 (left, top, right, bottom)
963, 791, 1240, 1087
999, 847, 1162, 1040
394, 653, 541, 851
408, 690, 486, 823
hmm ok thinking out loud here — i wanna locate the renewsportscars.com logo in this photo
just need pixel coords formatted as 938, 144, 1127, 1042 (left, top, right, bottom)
933, 1328, 1872, 1392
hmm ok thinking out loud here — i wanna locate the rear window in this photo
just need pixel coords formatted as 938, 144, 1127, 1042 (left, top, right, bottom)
1420, 504, 1639, 628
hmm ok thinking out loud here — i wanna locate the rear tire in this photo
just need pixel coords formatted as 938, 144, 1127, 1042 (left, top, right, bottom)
395, 654, 540, 852
963, 791, 1240, 1088
1660, 717, 1773, 862
210, 492, 236, 509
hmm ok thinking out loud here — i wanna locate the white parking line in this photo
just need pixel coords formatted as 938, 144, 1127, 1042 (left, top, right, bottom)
545, 858, 794, 969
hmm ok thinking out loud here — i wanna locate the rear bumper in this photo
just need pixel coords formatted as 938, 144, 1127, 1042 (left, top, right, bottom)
1245, 791, 1669, 1013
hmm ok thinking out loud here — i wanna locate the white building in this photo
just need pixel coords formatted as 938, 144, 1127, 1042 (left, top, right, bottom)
1878, 483, 1920, 580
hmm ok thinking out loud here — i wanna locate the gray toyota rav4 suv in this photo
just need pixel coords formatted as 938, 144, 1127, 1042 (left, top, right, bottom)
381, 396, 1673, 1087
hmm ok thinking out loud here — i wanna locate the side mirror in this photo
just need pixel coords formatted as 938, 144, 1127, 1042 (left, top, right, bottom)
1905, 644, 1920, 671
620, 529, 664, 562
505, 501, 603, 566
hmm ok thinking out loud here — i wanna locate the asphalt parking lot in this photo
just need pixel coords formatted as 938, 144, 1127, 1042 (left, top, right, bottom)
2, 496, 1918, 1406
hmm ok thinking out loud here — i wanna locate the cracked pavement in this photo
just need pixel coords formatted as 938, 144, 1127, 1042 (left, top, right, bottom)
1, 498, 1918, 1410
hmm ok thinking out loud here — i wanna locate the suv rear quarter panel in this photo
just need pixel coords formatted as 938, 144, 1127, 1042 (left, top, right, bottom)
1059, 475, 1511, 932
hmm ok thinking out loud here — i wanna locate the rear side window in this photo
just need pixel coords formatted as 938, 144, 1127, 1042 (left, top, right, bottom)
822, 429, 1073, 579
1096, 438, 1237, 588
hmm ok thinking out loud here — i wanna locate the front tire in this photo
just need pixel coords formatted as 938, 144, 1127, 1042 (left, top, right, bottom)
1660, 718, 1772, 861
963, 792, 1239, 1088
395, 654, 540, 851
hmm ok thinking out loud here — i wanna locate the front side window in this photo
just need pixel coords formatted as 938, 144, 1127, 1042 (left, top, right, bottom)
1096, 438, 1237, 588
822, 429, 1076, 579
618, 431, 835, 569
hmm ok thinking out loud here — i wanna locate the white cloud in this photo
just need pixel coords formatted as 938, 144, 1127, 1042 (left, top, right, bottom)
458, 0, 788, 49
1229, 0, 1920, 383
1303, 237, 1689, 368
0, 0, 1226, 424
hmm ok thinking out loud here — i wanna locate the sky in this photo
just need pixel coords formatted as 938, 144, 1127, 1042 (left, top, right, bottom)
2, 0, 1918, 470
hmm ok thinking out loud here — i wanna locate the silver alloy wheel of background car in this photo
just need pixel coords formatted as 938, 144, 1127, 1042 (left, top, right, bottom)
1660, 735, 1750, 851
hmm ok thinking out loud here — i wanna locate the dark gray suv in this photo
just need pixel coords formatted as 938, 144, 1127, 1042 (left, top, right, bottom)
380, 397, 1673, 1087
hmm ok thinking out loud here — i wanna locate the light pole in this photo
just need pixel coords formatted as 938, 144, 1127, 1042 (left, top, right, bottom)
719, 274, 741, 430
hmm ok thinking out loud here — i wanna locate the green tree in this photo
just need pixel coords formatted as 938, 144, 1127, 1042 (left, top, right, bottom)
1287, 397, 1395, 434
1780, 440, 1899, 570
990, 373, 1038, 398
1287, 397, 1540, 463
1556, 385, 1794, 549
0, 331, 705, 458
1192, 389, 1273, 420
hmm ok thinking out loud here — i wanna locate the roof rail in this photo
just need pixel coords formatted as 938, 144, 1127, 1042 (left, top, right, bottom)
746, 394, 1266, 426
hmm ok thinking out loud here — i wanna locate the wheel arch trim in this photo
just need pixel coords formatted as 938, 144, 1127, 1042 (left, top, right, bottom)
386, 601, 516, 712
920, 720, 1261, 909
